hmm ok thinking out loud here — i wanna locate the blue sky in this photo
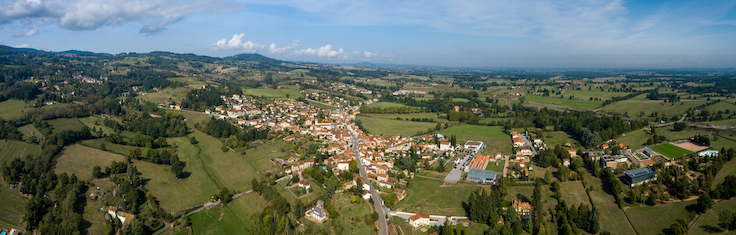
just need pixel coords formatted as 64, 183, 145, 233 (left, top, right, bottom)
1, 0, 735, 68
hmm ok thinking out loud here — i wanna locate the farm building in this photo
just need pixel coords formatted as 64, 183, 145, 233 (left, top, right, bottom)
466, 169, 497, 184
621, 167, 657, 187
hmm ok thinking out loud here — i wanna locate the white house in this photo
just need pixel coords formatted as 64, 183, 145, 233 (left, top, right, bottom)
409, 213, 432, 227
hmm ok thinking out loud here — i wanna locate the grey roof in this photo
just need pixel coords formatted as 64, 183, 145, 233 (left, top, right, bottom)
312, 206, 326, 217
317, 200, 325, 207
624, 167, 654, 178
467, 169, 496, 178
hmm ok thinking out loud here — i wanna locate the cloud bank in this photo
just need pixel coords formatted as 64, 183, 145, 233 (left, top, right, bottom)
269, 40, 300, 54
13, 29, 37, 37
293, 44, 346, 58
210, 34, 265, 52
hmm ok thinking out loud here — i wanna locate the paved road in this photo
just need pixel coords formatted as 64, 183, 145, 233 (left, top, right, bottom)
346, 123, 388, 235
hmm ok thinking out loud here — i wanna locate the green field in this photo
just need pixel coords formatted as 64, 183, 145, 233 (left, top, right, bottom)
356, 115, 437, 137
306, 100, 336, 110
710, 136, 736, 152
361, 113, 455, 123
367, 101, 408, 108
586, 177, 638, 235
478, 117, 509, 124
541, 131, 579, 149
705, 101, 736, 113
0, 179, 27, 230
561, 90, 632, 101
524, 94, 603, 110
625, 201, 697, 235
485, 160, 505, 172
618, 128, 699, 150
602, 95, 709, 117
714, 158, 736, 189
707, 119, 736, 127
243, 88, 302, 100
17, 124, 43, 141
189, 191, 267, 234
54, 144, 127, 181
0, 99, 30, 119
650, 143, 693, 159
47, 118, 86, 132
440, 125, 511, 155
559, 181, 592, 207
0, 140, 41, 165
689, 199, 736, 235
393, 177, 490, 215
138, 87, 190, 104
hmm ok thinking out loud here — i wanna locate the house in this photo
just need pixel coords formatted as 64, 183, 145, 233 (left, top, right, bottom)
298, 180, 311, 190
107, 206, 135, 224
512, 200, 532, 216
622, 167, 657, 187
336, 161, 350, 171
394, 188, 406, 201
510, 131, 518, 138
466, 169, 497, 184
601, 144, 609, 149
513, 137, 525, 147
567, 149, 577, 157
439, 142, 453, 152
519, 147, 533, 156
306, 200, 328, 222
409, 213, 432, 227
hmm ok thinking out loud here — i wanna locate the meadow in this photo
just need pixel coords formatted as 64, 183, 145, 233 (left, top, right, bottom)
0, 180, 27, 230
478, 117, 509, 124
440, 124, 512, 155
189, 192, 267, 234
624, 201, 697, 235
602, 95, 709, 117
243, 88, 303, 100
54, 144, 127, 181
524, 94, 603, 110
558, 181, 592, 207
650, 143, 693, 159
713, 157, 736, 188
47, 118, 86, 132
0, 99, 30, 119
688, 198, 736, 235
393, 177, 490, 215
586, 176, 638, 235
0, 140, 41, 165
138, 87, 190, 105
360, 113, 455, 123
356, 115, 437, 137
541, 131, 579, 149
367, 101, 408, 108
18, 124, 43, 141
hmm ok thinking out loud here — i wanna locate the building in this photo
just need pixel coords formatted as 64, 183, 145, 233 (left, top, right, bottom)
513, 137, 524, 147
409, 213, 432, 227
466, 169, 497, 184
107, 206, 135, 224
512, 200, 532, 216
439, 141, 453, 152
519, 147, 534, 156
600, 155, 628, 169
698, 150, 719, 157
464, 141, 484, 152
307, 200, 328, 222
622, 167, 657, 187
467, 155, 491, 171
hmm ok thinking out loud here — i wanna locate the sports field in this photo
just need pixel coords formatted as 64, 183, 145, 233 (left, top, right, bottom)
54, 144, 127, 181
650, 143, 693, 159
624, 200, 696, 235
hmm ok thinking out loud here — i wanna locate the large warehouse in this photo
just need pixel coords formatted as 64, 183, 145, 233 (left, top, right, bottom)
466, 169, 497, 184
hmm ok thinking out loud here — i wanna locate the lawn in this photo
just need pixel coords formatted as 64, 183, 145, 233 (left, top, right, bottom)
618, 128, 699, 150
54, 144, 127, 181
47, 118, 86, 132
393, 177, 490, 215
485, 160, 505, 172
367, 101, 408, 108
586, 177, 638, 235
524, 94, 603, 110
356, 115, 437, 137
0, 140, 41, 165
440, 125, 512, 155
0, 178, 27, 230
689, 198, 736, 235
559, 181, 592, 207
650, 143, 693, 159
0, 99, 31, 119
624, 201, 697, 235
243, 88, 302, 100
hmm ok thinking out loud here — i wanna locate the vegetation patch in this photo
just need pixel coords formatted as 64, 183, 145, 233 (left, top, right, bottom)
47, 118, 86, 132
0, 140, 41, 165
393, 177, 490, 215
367, 101, 408, 108
524, 94, 603, 110
0, 99, 30, 119
0, 179, 27, 229
356, 115, 438, 136
650, 143, 693, 159
54, 144, 127, 181
624, 201, 696, 235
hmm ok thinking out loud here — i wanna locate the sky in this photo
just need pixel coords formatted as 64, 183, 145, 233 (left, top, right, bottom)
0, 0, 735, 68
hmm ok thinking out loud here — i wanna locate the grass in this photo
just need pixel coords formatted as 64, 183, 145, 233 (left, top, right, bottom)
524, 94, 603, 110
0, 178, 27, 230
393, 177, 490, 215
356, 115, 438, 137
440, 125, 512, 155
0, 140, 41, 165
54, 144, 127, 181
541, 131, 579, 149
707, 119, 736, 127
624, 200, 697, 235
713, 158, 736, 188
329, 193, 377, 234
138, 87, 190, 105
586, 177, 638, 235
189, 205, 249, 235
602, 96, 709, 117
561, 90, 632, 101
18, 124, 43, 141
710, 136, 736, 152
618, 128, 699, 150
478, 118, 509, 124
650, 143, 693, 159
485, 160, 505, 172
367, 101, 408, 108
360, 113, 455, 123
559, 181, 592, 207
47, 118, 86, 132
689, 198, 736, 235
705, 99, 736, 113
243, 88, 303, 100
0, 99, 31, 119
306, 101, 336, 110
505, 185, 557, 219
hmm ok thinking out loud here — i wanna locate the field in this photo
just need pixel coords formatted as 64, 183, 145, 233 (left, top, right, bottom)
708, 119, 736, 127
478, 117, 509, 124
618, 128, 699, 150
243, 88, 302, 100
586, 177, 638, 235
710, 136, 736, 152
47, 118, 86, 132
138, 87, 189, 105
485, 160, 505, 172
541, 131, 579, 149
689, 198, 736, 235
440, 125, 512, 155
0, 178, 27, 230
524, 94, 603, 110
361, 113, 455, 123
54, 144, 127, 181
713, 158, 736, 188
650, 143, 693, 159
0, 99, 31, 119
189, 191, 267, 234
561, 90, 632, 101
18, 124, 43, 141
0, 140, 41, 165
306, 100, 336, 110
624, 201, 697, 235
602, 95, 709, 117
367, 101, 408, 108
393, 177, 490, 215
356, 115, 437, 136
558, 181, 592, 207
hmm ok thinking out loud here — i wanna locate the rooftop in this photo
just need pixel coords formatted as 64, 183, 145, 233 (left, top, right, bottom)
624, 167, 654, 178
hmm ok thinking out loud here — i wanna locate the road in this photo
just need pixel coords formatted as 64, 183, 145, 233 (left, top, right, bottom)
346, 122, 388, 235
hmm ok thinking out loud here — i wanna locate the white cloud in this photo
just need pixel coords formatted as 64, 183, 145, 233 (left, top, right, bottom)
363, 51, 377, 58
0, 0, 226, 34
13, 29, 37, 37
293, 44, 346, 58
210, 34, 265, 52
268, 40, 300, 54
14, 44, 30, 48
352, 50, 360, 54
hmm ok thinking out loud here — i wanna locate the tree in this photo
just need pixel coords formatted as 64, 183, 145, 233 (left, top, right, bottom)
171, 161, 185, 179
189, 137, 198, 144
220, 187, 230, 204
221, 145, 228, 152
349, 160, 359, 173
667, 218, 689, 235
697, 191, 713, 213
92, 165, 103, 178
587, 209, 600, 234
544, 170, 553, 184
128, 148, 141, 160
718, 210, 733, 231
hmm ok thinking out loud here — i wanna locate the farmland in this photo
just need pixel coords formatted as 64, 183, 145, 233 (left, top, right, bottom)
243, 88, 302, 100
524, 94, 603, 110
586, 177, 638, 235
440, 124, 512, 155
650, 143, 693, 159
356, 115, 437, 136
0, 99, 30, 119
602, 95, 709, 117
624, 201, 697, 235
0, 180, 27, 230
540, 131, 579, 149
54, 144, 127, 181
0, 140, 41, 164
360, 112, 455, 123
47, 118, 86, 132
393, 177, 490, 215
367, 101, 408, 108
689, 198, 736, 235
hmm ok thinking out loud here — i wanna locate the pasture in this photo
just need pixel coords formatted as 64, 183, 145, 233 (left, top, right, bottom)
650, 143, 693, 159
0, 179, 27, 230
0, 140, 41, 165
18, 124, 43, 141
689, 198, 736, 235
47, 118, 86, 132
478, 117, 509, 124
243, 88, 302, 100
54, 144, 127, 181
360, 113, 455, 123
602, 97, 709, 117
440, 125, 512, 155
524, 94, 603, 110
367, 101, 408, 108
713, 158, 736, 188
0, 99, 30, 119
541, 131, 579, 149
624, 201, 697, 235
138, 87, 190, 105
586, 177, 638, 235
356, 115, 437, 137
559, 181, 592, 207
393, 177, 490, 215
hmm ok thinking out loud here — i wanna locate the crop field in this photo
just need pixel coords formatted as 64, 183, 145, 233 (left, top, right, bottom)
0, 99, 30, 119
524, 94, 603, 110
602, 97, 709, 117
360, 113, 455, 123
47, 118, 86, 132
0, 179, 27, 230
650, 143, 693, 159
243, 88, 302, 100
367, 101, 408, 108
393, 177, 491, 215
138, 87, 189, 104
0, 140, 41, 165
689, 198, 736, 235
625, 201, 696, 235
356, 115, 437, 137
18, 124, 43, 140
440, 125, 512, 155
54, 144, 127, 181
